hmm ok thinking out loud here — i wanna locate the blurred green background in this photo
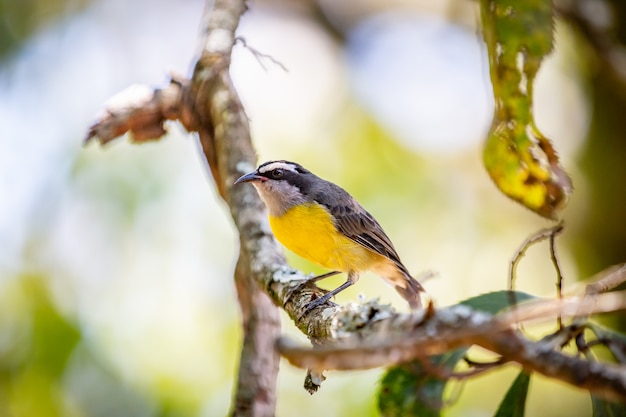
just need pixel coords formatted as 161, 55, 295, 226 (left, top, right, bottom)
1, 0, 625, 416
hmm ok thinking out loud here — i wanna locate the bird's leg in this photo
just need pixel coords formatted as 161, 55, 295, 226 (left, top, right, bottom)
283, 270, 341, 307
304, 270, 342, 285
300, 281, 353, 315
300, 271, 359, 316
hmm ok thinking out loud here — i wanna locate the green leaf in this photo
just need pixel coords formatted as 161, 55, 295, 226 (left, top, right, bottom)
378, 351, 466, 417
591, 395, 626, 417
586, 323, 626, 416
378, 291, 536, 417
494, 371, 531, 417
480, 0, 572, 219
588, 323, 626, 363
459, 290, 536, 314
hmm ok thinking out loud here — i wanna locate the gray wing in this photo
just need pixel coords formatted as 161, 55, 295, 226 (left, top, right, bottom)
312, 184, 410, 275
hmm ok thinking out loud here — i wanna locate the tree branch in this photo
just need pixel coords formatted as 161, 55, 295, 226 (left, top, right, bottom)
187, 1, 281, 416
84, 78, 192, 145
277, 294, 626, 403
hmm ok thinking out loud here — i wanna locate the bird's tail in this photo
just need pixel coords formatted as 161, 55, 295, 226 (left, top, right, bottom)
392, 271, 426, 310
373, 261, 427, 310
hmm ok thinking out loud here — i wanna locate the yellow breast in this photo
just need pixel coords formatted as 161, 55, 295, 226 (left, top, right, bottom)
269, 203, 378, 272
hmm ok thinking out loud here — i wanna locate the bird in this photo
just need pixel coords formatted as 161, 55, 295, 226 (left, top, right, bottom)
234, 160, 425, 313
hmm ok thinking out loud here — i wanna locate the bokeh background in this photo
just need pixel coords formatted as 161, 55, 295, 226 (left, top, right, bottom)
2, 0, 625, 416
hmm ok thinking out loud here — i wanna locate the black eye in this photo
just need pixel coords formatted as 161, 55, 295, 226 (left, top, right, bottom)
272, 168, 284, 178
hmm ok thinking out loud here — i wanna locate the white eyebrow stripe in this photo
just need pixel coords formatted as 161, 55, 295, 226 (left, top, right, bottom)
258, 161, 298, 174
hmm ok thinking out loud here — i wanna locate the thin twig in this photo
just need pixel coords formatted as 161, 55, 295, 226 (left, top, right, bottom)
235, 37, 289, 72
509, 222, 564, 290
508, 222, 565, 327
539, 323, 584, 351
451, 356, 506, 379
586, 323, 626, 364
585, 263, 626, 296
463, 356, 505, 368
548, 223, 565, 329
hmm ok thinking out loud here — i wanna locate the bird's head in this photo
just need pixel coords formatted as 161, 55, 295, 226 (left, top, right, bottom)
235, 160, 313, 216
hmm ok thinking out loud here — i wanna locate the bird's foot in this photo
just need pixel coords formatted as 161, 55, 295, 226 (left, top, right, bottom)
282, 271, 340, 308
283, 279, 325, 308
298, 292, 337, 319
297, 277, 355, 319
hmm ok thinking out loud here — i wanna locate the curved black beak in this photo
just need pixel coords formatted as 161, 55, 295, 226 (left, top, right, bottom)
234, 171, 265, 185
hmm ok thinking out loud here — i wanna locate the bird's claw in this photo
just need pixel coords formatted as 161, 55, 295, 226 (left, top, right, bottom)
283, 271, 340, 308
297, 292, 338, 320
283, 278, 327, 308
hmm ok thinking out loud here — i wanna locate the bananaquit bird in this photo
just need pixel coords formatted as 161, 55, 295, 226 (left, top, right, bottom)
235, 160, 425, 312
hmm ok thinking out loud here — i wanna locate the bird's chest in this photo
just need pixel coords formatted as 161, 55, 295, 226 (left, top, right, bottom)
269, 204, 368, 271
